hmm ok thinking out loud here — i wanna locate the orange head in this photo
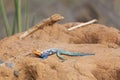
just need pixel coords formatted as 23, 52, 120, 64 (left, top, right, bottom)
32, 49, 42, 56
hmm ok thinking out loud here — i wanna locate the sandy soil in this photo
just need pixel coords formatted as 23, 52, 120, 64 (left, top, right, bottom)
0, 22, 120, 80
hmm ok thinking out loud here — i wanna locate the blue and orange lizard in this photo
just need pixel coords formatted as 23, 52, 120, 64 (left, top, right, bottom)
32, 48, 94, 60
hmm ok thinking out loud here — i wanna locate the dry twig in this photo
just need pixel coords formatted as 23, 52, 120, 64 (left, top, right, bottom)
67, 19, 97, 31
19, 14, 64, 39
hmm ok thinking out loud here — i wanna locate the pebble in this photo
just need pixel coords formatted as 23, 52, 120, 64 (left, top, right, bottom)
14, 70, 19, 77
0, 60, 19, 77
5, 62, 15, 68
0, 60, 4, 64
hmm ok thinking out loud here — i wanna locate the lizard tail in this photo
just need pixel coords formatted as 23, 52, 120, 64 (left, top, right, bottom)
75, 53, 95, 56
61, 51, 94, 56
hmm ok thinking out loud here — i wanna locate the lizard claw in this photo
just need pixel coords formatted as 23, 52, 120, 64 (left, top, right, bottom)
61, 59, 67, 62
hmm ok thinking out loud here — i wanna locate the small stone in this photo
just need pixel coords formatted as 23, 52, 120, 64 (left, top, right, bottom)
14, 70, 19, 77
0, 60, 4, 64
5, 62, 15, 68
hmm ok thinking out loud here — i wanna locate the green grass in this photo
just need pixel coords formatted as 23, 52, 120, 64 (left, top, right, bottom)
0, 0, 11, 36
14, 0, 22, 32
0, 0, 30, 36
25, 0, 29, 29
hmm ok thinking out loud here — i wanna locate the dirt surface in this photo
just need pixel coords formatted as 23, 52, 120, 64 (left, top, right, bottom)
0, 22, 120, 80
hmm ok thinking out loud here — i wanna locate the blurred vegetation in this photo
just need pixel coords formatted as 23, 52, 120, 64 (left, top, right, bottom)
0, 0, 29, 36
0, 0, 120, 39
0, 0, 11, 36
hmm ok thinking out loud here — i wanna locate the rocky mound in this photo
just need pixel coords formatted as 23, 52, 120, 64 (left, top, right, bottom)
0, 22, 120, 80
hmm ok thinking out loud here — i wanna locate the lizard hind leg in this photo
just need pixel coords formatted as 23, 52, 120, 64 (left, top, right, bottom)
56, 51, 66, 61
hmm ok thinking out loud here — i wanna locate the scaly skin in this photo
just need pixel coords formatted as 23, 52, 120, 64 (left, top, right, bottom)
40, 48, 95, 60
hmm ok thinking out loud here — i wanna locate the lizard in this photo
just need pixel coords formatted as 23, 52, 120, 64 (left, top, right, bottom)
32, 48, 94, 61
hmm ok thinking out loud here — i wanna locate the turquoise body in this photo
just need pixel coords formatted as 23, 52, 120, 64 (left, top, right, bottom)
40, 48, 94, 60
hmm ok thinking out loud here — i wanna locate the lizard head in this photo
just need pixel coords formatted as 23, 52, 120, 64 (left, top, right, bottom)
32, 49, 42, 56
